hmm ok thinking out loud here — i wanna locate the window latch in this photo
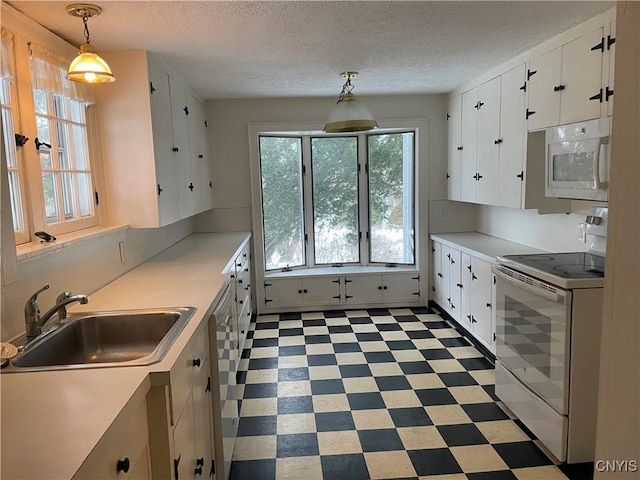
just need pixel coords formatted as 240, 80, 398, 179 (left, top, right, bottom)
15, 133, 29, 147
35, 137, 51, 151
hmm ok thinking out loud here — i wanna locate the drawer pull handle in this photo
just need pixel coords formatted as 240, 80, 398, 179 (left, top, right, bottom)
116, 457, 130, 473
193, 358, 201, 367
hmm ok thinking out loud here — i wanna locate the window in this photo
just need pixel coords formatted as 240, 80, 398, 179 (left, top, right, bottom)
1, 30, 100, 245
258, 130, 415, 271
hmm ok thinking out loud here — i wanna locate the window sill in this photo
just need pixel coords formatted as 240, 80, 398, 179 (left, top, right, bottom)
266, 265, 419, 279
16, 225, 129, 262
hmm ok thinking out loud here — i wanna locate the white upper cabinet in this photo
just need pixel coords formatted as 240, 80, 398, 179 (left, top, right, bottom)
475, 77, 501, 206
528, 25, 613, 130
497, 64, 527, 209
446, 95, 462, 201
460, 88, 479, 204
96, 51, 212, 228
187, 94, 214, 214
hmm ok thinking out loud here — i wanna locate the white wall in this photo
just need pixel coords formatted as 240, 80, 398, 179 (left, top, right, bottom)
194, 94, 449, 232
1, 219, 193, 341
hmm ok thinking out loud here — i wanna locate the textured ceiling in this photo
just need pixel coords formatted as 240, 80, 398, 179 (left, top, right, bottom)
6, 1, 615, 99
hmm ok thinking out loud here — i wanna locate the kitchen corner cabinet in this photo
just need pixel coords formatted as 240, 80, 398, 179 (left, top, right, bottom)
231, 241, 253, 353
527, 25, 614, 130
73, 388, 151, 480
446, 95, 462, 201
147, 321, 216, 480
96, 51, 213, 228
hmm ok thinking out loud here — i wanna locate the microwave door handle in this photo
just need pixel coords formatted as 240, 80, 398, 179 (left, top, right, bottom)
594, 136, 609, 189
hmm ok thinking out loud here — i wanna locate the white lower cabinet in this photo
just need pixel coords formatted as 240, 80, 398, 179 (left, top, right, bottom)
73, 389, 150, 480
264, 277, 341, 308
264, 273, 420, 310
147, 322, 216, 480
431, 240, 495, 353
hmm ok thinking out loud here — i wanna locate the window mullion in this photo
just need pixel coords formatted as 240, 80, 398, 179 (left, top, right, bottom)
301, 135, 315, 268
358, 134, 369, 265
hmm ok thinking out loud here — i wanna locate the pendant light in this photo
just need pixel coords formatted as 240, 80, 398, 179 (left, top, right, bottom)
323, 71, 377, 133
66, 4, 115, 84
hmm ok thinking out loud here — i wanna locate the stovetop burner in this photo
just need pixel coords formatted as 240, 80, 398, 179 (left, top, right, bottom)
502, 252, 605, 280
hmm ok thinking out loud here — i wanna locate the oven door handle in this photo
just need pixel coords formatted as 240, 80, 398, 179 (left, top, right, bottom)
492, 267, 570, 304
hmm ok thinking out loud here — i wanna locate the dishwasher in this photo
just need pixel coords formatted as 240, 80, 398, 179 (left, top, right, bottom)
209, 282, 238, 480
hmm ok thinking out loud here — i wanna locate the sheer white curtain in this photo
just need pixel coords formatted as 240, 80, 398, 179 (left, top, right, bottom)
1, 29, 14, 80
29, 41, 95, 104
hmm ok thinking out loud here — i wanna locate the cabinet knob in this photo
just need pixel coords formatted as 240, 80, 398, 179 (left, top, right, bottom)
378, 286, 383, 290
298, 289, 302, 294
494, 138, 503, 145
472, 273, 478, 280
553, 85, 566, 92
193, 358, 201, 367
456, 283, 463, 288
116, 457, 130, 473
198, 154, 204, 158
303, 289, 308, 293
486, 303, 492, 308
172, 147, 179, 152
195, 457, 205, 476
457, 146, 463, 151
383, 286, 388, 290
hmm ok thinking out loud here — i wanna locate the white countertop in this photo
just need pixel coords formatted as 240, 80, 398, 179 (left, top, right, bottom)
0, 232, 251, 480
430, 232, 545, 263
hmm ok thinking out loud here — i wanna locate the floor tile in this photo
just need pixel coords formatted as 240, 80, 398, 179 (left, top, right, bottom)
276, 433, 319, 457
342, 376, 380, 393
392, 350, 428, 362
360, 340, 393, 352
424, 405, 473, 425
369, 362, 405, 377
277, 395, 314, 414
248, 357, 278, 370
469, 369, 495, 385
275, 456, 323, 480
232, 435, 277, 460
415, 388, 458, 406
308, 353, 338, 366
229, 458, 276, 480
428, 359, 466, 373
311, 393, 349, 413
462, 402, 511, 422
310, 378, 345, 395
308, 365, 342, 380
400, 361, 435, 375
277, 412, 317, 434
278, 366, 310, 381
448, 346, 485, 359
466, 470, 518, 480
381, 390, 423, 408
335, 352, 367, 365
406, 373, 446, 390
339, 364, 373, 378
449, 385, 494, 404
475, 420, 532, 444
245, 368, 278, 384
437, 424, 489, 447
237, 415, 277, 436
438, 371, 479, 387
347, 391, 386, 410
315, 411, 356, 431
364, 450, 417, 479
375, 375, 413, 391
493, 441, 555, 469
408, 448, 463, 476
450, 445, 510, 473
512, 465, 569, 479
352, 408, 395, 430
320, 453, 370, 480
277, 354, 308, 368
249, 346, 279, 358
240, 397, 278, 417
317, 430, 362, 455
389, 407, 433, 427
278, 380, 312, 397
358, 428, 405, 452
306, 343, 336, 355
329, 332, 359, 343
397, 425, 447, 449
459, 357, 495, 371
333, 342, 362, 353
242, 382, 278, 399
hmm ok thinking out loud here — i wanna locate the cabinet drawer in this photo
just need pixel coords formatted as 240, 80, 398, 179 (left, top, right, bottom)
170, 323, 209, 422
73, 394, 148, 480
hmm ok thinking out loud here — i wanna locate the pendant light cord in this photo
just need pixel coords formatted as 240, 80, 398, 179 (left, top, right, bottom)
82, 14, 91, 44
337, 76, 355, 104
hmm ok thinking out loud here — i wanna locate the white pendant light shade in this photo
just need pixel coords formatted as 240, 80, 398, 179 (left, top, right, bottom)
324, 93, 378, 133
67, 43, 115, 84
323, 72, 377, 133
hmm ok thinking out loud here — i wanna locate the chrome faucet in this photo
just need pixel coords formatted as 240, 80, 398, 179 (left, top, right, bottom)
25, 284, 89, 340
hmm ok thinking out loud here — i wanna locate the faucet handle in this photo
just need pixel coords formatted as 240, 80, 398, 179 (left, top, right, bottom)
25, 284, 50, 315
56, 291, 72, 303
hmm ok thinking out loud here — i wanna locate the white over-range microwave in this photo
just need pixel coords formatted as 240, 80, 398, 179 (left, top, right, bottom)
545, 117, 611, 202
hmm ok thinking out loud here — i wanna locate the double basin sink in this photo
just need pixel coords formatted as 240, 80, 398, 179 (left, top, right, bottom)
4, 307, 196, 372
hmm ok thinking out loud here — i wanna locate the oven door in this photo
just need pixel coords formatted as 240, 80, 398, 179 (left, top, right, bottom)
493, 266, 572, 415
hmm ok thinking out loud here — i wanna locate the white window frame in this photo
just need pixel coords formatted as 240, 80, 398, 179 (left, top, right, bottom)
249, 118, 428, 280
1, 13, 105, 247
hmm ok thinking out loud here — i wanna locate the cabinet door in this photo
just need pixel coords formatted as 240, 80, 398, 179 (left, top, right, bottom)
606, 20, 615, 117
187, 93, 213, 214
527, 46, 562, 130
344, 275, 382, 304
460, 88, 479, 203
193, 364, 215, 480
440, 245, 451, 312
303, 277, 341, 305
447, 95, 462, 201
498, 64, 527, 209
447, 250, 462, 322
560, 27, 604, 124
170, 76, 193, 220
476, 77, 501, 206
148, 59, 179, 226
174, 391, 196, 480
470, 257, 493, 350
460, 253, 473, 333
432, 242, 443, 306
264, 278, 304, 309
382, 273, 420, 303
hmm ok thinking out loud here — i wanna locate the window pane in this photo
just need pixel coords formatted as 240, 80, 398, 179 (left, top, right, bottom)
61, 172, 75, 219
36, 116, 50, 144
33, 90, 47, 114
41, 172, 58, 222
77, 173, 93, 217
368, 132, 415, 264
259, 136, 305, 270
70, 100, 84, 123
311, 137, 359, 264
73, 125, 88, 170
8, 172, 23, 231
1, 108, 17, 168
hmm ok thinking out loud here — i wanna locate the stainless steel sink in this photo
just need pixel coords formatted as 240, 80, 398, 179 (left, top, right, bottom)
5, 307, 196, 372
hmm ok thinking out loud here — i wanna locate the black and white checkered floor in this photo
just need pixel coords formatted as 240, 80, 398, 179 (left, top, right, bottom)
229, 307, 579, 480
